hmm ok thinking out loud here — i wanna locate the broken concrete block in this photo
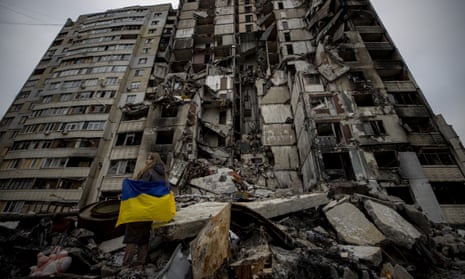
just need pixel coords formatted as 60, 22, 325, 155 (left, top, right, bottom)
339, 245, 382, 266
191, 203, 231, 279
393, 264, 414, 279
325, 202, 385, 246
190, 168, 238, 195
364, 200, 422, 248
98, 236, 124, 254
237, 192, 329, 219
158, 202, 227, 240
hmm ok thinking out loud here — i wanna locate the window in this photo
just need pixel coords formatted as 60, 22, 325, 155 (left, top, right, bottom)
83, 79, 98, 87
338, 48, 356, 61
76, 91, 92, 100
282, 21, 288, 29
63, 122, 82, 131
148, 29, 157, 34
161, 105, 178, 117
245, 24, 253, 33
130, 81, 141, 89
151, 20, 159, 25
353, 93, 374, 106
418, 149, 455, 165
138, 58, 147, 64
105, 77, 118, 85
144, 38, 153, 44
42, 96, 52, 103
126, 95, 136, 103
156, 130, 174, 144
10, 104, 22, 112
304, 74, 320, 85
108, 159, 136, 175
142, 47, 150, 54
84, 121, 105, 130
115, 132, 143, 146
284, 32, 291, 42
43, 158, 67, 168
245, 15, 253, 22
363, 120, 386, 136
286, 44, 294, 55
60, 94, 72, 102
278, 2, 284, 9
244, 6, 252, 13
389, 92, 421, 105
135, 69, 144, 77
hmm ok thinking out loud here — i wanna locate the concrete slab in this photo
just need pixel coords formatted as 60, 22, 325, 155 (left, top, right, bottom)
236, 192, 328, 219
98, 236, 124, 254
325, 202, 385, 246
157, 193, 329, 240
339, 245, 382, 266
364, 200, 422, 248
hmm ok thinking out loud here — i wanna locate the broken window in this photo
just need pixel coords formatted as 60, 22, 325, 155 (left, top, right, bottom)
316, 122, 343, 143
107, 159, 136, 175
161, 105, 178, 118
363, 120, 386, 136
322, 152, 355, 180
373, 150, 399, 168
431, 182, 465, 204
59, 178, 83, 189
33, 178, 59, 189
304, 74, 321, 85
388, 91, 421, 105
401, 117, 435, 133
115, 131, 143, 146
219, 111, 227, 124
156, 130, 174, 144
66, 157, 93, 167
80, 138, 99, 148
284, 32, 291, 42
385, 187, 414, 204
338, 47, 356, 61
417, 149, 455, 165
348, 71, 370, 90
353, 93, 374, 106
282, 21, 288, 29
286, 45, 294, 55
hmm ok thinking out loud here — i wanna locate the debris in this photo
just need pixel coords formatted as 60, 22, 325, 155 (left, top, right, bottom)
325, 201, 386, 246
364, 199, 422, 248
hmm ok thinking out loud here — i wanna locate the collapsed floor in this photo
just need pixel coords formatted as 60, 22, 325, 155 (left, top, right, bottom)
1, 171, 465, 278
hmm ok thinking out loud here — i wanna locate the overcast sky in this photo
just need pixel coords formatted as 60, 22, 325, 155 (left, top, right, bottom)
1, 0, 464, 142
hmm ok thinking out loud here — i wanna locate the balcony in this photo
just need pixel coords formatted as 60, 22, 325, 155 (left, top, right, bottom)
384, 81, 416, 92
394, 105, 428, 118
423, 166, 465, 182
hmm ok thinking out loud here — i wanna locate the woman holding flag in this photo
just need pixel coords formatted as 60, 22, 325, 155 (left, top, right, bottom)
121, 152, 169, 268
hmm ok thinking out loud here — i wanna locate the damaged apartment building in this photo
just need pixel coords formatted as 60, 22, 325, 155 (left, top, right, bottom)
1, 0, 465, 226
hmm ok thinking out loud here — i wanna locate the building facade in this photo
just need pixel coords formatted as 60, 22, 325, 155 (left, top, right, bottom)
1, 0, 465, 224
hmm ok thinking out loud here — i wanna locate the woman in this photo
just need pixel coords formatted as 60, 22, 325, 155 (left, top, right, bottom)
122, 152, 168, 267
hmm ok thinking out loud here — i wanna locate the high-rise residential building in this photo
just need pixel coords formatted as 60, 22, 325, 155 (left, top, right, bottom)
0, 0, 464, 224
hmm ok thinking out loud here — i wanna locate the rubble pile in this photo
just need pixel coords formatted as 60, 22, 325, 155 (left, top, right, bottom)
1, 177, 465, 278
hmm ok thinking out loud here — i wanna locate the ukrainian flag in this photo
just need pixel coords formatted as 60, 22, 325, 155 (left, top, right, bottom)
115, 178, 176, 227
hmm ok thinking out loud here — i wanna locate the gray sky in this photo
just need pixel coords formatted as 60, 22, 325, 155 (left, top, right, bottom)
1, 0, 464, 142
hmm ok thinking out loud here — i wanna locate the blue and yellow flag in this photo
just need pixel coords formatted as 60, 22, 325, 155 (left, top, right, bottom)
115, 178, 176, 227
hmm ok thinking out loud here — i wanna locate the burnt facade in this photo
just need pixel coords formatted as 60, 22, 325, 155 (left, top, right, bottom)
1, 0, 465, 224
